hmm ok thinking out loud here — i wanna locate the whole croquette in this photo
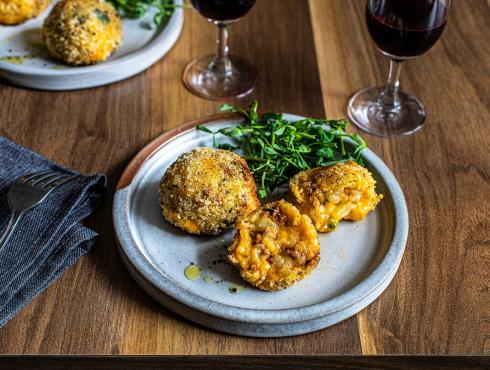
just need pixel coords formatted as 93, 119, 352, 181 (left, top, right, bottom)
42, 0, 122, 65
159, 147, 260, 235
228, 200, 320, 291
290, 161, 383, 232
0, 0, 51, 25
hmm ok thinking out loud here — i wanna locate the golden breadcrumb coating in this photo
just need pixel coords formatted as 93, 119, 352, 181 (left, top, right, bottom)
228, 200, 320, 291
290, 161, 383, 232
0, 0, 50, 25
42, 0, 122, 65
160, 147, 260, 235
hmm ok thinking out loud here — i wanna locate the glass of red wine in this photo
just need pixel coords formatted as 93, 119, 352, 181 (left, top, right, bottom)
183, 0, 258, 100
348, 0, 451, 137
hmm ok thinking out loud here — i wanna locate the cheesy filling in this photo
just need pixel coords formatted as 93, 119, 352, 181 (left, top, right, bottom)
290, 161, 383, 232
228, 200, 320, 291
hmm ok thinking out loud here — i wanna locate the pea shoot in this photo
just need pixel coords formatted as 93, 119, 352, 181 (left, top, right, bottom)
197, 101, 367, 199
107, 0, 176, 26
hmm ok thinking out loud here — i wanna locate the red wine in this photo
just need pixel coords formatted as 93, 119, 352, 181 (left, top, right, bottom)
191, 0, 257, 21
366, 0, 449, 58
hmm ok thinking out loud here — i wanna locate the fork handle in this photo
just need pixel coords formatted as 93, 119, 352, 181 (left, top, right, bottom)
0, 210, 24, 253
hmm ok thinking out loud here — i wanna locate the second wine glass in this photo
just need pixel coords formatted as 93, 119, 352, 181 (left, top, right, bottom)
348, 0, 451, 137
183, 0, 258, 101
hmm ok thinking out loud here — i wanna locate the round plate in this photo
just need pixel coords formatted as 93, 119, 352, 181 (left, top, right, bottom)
113, 114, 409, 337
0, 0, 183, 90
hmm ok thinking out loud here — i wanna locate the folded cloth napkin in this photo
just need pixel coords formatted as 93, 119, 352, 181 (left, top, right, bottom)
0, 136, 106, 327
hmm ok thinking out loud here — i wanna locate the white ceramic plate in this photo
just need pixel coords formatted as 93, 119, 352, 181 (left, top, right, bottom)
113, 114, 409, 337
0, 0, 183, 90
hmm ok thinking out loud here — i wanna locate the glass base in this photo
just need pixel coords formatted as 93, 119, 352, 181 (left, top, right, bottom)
348, 86, 426, 137
183, 54, 258, 101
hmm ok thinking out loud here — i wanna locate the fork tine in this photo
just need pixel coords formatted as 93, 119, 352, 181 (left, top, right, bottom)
21, 170, 55, 184
31, 172, 61, 186
44, 175, 75, 189
42, 174, 68, 188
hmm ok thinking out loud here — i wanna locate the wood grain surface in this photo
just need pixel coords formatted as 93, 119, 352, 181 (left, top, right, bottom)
0, 0, 489, 355
2, 356, 490, 370
310, 0, 490, 354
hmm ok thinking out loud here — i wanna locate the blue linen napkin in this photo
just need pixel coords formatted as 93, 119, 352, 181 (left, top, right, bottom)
0, 136, 106, 327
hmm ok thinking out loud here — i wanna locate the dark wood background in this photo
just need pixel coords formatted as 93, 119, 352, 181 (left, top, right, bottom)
0, 0, 488, 354
1, 356, 490, 370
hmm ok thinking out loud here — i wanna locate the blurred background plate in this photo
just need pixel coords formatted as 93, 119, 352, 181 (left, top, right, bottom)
0, 0, 184, 90
113, 114, 409, 337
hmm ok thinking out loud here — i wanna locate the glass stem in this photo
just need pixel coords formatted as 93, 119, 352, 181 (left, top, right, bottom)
210, 22, 232, 76
380, 59, 402, 110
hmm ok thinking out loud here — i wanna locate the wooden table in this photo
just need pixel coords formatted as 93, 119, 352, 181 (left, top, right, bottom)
0, 0, 488, 355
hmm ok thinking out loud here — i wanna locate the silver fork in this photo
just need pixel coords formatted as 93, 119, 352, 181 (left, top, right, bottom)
0, 170, 75, 251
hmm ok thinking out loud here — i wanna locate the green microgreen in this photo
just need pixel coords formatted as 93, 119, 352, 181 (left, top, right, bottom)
197, 101, 367, 199
107, 0, 178, 26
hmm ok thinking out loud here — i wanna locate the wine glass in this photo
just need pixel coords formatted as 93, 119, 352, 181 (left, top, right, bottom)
348, 0, 451, 137
183, 0, 258, 100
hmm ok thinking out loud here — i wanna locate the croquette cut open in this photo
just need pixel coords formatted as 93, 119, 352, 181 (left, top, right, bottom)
159, 147, 260, 235
228, 200, 321, 291
290, 161, 383, 232
0, 0, 51, 25
42, 0, 122, 65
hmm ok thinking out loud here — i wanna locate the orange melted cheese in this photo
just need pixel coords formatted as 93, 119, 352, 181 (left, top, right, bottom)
228, 200, 320, 291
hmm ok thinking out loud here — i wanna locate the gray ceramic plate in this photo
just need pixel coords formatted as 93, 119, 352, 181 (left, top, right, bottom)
0, 0, 183, 90
113, 114, 409, 337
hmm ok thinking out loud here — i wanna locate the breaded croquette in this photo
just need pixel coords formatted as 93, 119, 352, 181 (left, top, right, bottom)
159, 147, 260, 235
42, 0, 122, 65
0, 0, 50, 25
290, 161, 383, 232
228, 200, 320, 291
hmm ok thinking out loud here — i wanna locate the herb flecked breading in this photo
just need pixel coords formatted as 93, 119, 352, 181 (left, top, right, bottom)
159, 147, 260, 235
42, 0, 123, 66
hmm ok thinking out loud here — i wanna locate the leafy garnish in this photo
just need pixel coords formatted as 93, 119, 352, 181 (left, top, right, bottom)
107, 0, 177, 26
197, 101, 367, 199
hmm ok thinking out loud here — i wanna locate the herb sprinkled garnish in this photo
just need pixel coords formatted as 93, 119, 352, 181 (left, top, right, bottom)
107, 0, 177, 26
197, 101, 367, 199
74, 13, 87, 24
94, 8, 110, 23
